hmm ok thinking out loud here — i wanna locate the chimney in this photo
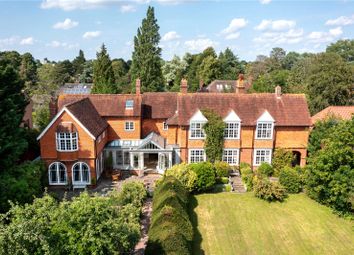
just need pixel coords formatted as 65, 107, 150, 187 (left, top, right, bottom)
275, 85, 282, 98
181, 78, 188, 94
235, 73, 245, 94
135, 78, 141, 95
49, 96, 58, 120
199, 79, 204, 90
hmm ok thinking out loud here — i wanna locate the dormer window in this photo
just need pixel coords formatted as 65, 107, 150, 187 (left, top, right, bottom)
255, 111, 274, 140
223, 110, 241, 139
125, 100, 134, 109
55, 122, 78, 151
189, 110, 207, 139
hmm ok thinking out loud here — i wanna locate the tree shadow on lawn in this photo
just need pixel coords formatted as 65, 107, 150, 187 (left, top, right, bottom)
189, 195, 205, 255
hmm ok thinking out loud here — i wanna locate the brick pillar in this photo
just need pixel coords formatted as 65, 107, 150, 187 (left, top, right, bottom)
180, 79, 188, 94
49, 97, 58, 120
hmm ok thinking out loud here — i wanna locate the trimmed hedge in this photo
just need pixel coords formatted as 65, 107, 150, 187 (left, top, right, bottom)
146, 176, 193, 255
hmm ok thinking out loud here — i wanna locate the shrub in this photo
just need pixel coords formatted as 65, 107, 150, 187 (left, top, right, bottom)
279, 167, 302, 193
240, 163, 254, 191
253, 176, 287, 202
189, 162, 216, 192
164, 163, 197, 192
257, 162, 274, 177
272, 148, 294, 176
214, 161, 230, 178
117, 181, 147, 207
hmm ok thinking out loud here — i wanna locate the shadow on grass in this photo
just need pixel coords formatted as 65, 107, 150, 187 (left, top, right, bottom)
189, 195, 205, 255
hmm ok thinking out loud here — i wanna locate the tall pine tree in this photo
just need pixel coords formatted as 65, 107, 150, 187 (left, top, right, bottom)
72, 49, 86, 79
92, 44, 116, 94
130, 6, 164, 92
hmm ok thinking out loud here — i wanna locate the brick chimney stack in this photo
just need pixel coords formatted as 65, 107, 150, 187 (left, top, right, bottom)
235, 73, 245, 94
136, 78, 141, 95
275, 85, 282, 98
199, 79, 204, 90
49, 96, 58, 120
181, 79, 188, 94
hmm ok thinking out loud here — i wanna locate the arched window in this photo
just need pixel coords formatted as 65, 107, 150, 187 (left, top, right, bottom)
72, 162, 90, 184
48, 162, 67, 185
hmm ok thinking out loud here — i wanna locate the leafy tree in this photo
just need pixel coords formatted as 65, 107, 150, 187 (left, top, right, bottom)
33, 105, 50, 132
306, 118, 354, 214
269, 47, 286, 71
162, 55, 187, 91
19, 52, 38, 94
112, 58, 130, 93
92, 44, 116, 94
272, 148, 294, 176
130, 6, 164, 92
218, 48, 244, 79
72, 49, 86, 79
197, 55, 221, 85
202, 109, 225, 162
0, 51, 21, 69
326, 39, 354, 63
0, 60, 28, 172
283, 51, 301, 70
80, 60, 93, 83
286, 56, 313, 94
251, 69, 290, 93
306, 53, 354, 114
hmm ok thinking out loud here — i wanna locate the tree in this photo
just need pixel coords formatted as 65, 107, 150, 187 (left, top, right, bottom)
72, 49, 86, 80
197, 55, 221, 85
218, 48, 244, 80
326, 39, 354, 63
92, 44, 116, 94
19, 52, 38, 95
306, 118, 354, 214
112, 58, 130, 93
130, 6, 164, 92
161, 55, 187, 91
0, 60, 28, 172
283, 51, 301, 70
251, 69, 290, 93
286, 56, 313, 94
269, 47, 286, 71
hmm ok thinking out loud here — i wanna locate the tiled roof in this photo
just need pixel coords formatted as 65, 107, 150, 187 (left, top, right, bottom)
142, 92, 178, 119
207, 80, 252, 93
166, 93, 311, 126
58, 94, 141, 117
311, 106, 354, 124
65, 98, 108, 138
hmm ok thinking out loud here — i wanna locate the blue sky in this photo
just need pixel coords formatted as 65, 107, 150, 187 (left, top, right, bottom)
0, 0, 353, 62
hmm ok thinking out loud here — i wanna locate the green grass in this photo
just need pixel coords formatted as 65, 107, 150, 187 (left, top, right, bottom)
190, 193, 354, 255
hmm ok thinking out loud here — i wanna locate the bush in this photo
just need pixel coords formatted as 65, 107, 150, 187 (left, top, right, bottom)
240, 163, 254, 191
257, 162, 274, 177
116, 181, 147, 207
164, 163, 197, 192
279, 167, 302, 193
189, 162, 216, 192
253, 176, 287, 202
146, 176, 193, 255
272, 148, 294, 176
214, 161, 230, 177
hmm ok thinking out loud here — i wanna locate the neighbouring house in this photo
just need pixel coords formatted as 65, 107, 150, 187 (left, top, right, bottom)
311, 106, 354, 125
206, 74, 252, 93
59, 83, 93, 95
37, 78, 311, 188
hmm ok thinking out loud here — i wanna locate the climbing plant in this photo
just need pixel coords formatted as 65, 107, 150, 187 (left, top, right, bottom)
202, 109, 226, 162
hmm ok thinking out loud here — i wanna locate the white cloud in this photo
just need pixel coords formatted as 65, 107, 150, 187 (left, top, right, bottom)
225, 32, 240, 40
308, 27, 343, 43
120, 5, 136, 13
255, 19, 296, 31
53, 18, 78, 30
46, 40, 78, 49
184, 38, 218, 52
222, 18, 247, 34
20, 37, 34, 45
253, 28, 304, 44
326, 14, 354, 26
259, 0, 271, 4
82, 31, 101, 39
162, 31, 180, 41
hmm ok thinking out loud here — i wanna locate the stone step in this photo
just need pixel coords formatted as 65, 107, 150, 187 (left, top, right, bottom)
230, 176, 247, 193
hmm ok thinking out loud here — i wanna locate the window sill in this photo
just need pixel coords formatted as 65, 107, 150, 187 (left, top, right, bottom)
57, 149, 79, 152
49, 183, 67, 185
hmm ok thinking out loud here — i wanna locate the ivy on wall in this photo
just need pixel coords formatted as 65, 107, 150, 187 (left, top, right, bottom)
202, 109, 226, 162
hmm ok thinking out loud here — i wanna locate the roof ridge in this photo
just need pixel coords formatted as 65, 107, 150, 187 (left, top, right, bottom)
64, 97, 89, 108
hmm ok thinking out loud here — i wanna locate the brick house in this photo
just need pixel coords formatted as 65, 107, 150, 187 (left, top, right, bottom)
38, 78, 311, 188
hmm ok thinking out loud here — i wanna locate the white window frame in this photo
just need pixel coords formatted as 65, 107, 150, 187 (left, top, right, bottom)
125, 100, 134, 109
163, 121, 168, 130
72, 162, 91, 185
188, 149, 206, 163
189, 122, 206, 139
56, 132, 78, 152
255, 122, 274, 139
224, 122, 241, 139
48, 162, 67, 185
253, 149, 272, 166
223, 149, 239, 166
125, 121, 135, 131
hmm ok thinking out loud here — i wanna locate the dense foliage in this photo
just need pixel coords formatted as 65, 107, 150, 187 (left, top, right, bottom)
189, 162, 216, 192
272, 148, 294, 176
306, 118, 354, 214
146, 176, 193, 255
164, 163, 197, 192
214, 161, 230, 178
257, 162, 274, 177
279, 166, 302, 193
202, 109, 226, 163
240, 162, 254, 191
0, 181, 146, 254
253, 176, 287, 202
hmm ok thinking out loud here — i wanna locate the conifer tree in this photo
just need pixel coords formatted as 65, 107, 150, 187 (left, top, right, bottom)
130, 6, 164, 92
72, 49, 86, 78
92, 44, 116, 94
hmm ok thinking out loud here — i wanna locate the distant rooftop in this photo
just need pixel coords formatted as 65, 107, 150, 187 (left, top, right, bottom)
59, 83, 93, 95
311, 106, 354, 125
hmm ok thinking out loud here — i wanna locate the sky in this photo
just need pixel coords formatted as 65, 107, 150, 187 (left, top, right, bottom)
0, 0, 353, 62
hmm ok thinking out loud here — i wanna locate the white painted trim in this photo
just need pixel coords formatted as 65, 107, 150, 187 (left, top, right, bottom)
224, 121, 241, 140
255, 122, 274, 140
257, 110, 275, 122
190, 109, 208, 122
37, 107, 96, 141
72, 162, 91, 185
223, 110, 241, 122
48, 162, 67, 185
222, 148, 240, 166
188, 148, 206, 163
253, 149, 272, 166
124, 121, 135, 131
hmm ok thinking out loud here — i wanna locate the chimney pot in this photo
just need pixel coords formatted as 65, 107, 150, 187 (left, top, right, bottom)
181, 79, 188, 94
275, 85, 282, 98
235, 73, 245, 94
136, 78, 141, 95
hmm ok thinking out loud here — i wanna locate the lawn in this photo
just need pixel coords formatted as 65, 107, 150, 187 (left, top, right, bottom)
190, 193, 354, 255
